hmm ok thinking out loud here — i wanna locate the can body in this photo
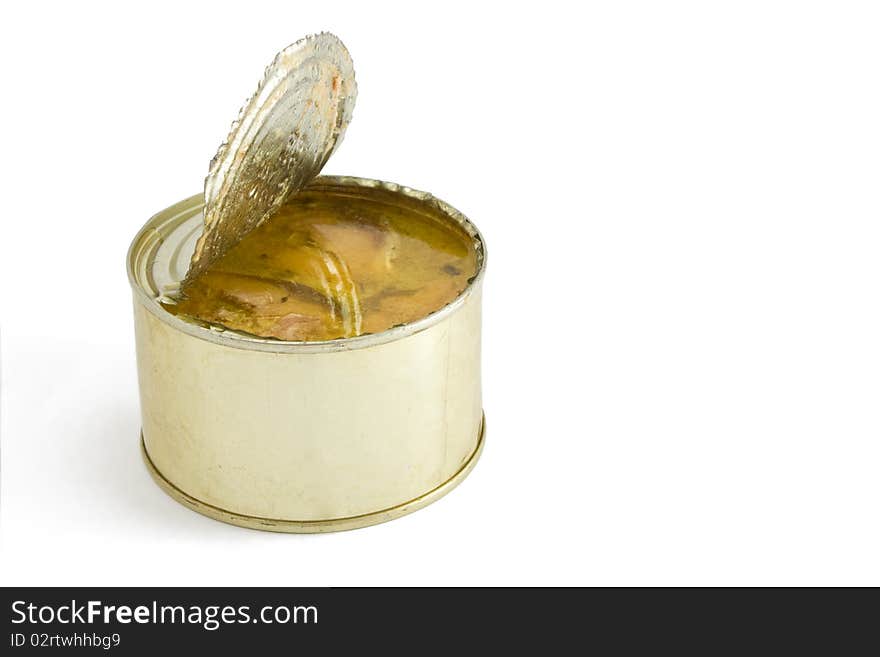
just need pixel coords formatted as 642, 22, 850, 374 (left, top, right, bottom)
128, 177, 485, 532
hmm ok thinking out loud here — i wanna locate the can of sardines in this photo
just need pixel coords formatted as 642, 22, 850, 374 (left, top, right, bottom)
126, 33, 486, 533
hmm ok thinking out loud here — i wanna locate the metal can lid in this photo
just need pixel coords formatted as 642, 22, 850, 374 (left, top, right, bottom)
185, 32, 357, 282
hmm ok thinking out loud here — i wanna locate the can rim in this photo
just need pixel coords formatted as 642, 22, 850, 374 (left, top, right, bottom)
140, 414, 485, 533
127, 175, 487, 354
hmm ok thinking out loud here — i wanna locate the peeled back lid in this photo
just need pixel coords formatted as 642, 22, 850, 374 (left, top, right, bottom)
184, 32, 357, 283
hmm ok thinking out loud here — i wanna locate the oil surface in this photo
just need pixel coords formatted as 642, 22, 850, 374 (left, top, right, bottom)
166, 191, 478, 341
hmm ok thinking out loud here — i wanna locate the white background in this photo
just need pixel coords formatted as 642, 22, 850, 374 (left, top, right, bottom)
2, 1, 879, 586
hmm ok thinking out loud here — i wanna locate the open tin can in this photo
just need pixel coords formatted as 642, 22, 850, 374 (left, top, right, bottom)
127, 34, 486, 533
128, 173, 485, 532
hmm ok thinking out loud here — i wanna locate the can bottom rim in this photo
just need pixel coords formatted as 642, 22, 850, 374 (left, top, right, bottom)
140, 414, 485, 534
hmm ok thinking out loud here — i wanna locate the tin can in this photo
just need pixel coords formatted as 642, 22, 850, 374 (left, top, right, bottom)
127, 175, 486, 532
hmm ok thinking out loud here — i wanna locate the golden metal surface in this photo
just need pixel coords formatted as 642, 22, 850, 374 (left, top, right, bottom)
141, 416, 484, 533
129, 178, 486, 531
187, 33, 357, 283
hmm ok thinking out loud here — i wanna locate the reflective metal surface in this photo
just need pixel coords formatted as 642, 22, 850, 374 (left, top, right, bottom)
141, 419, 484, 533
129, 178, 486, 532
187, 33, 357, 283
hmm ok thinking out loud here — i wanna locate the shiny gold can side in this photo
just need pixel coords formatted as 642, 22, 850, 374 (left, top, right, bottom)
127, 176, 486, 533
